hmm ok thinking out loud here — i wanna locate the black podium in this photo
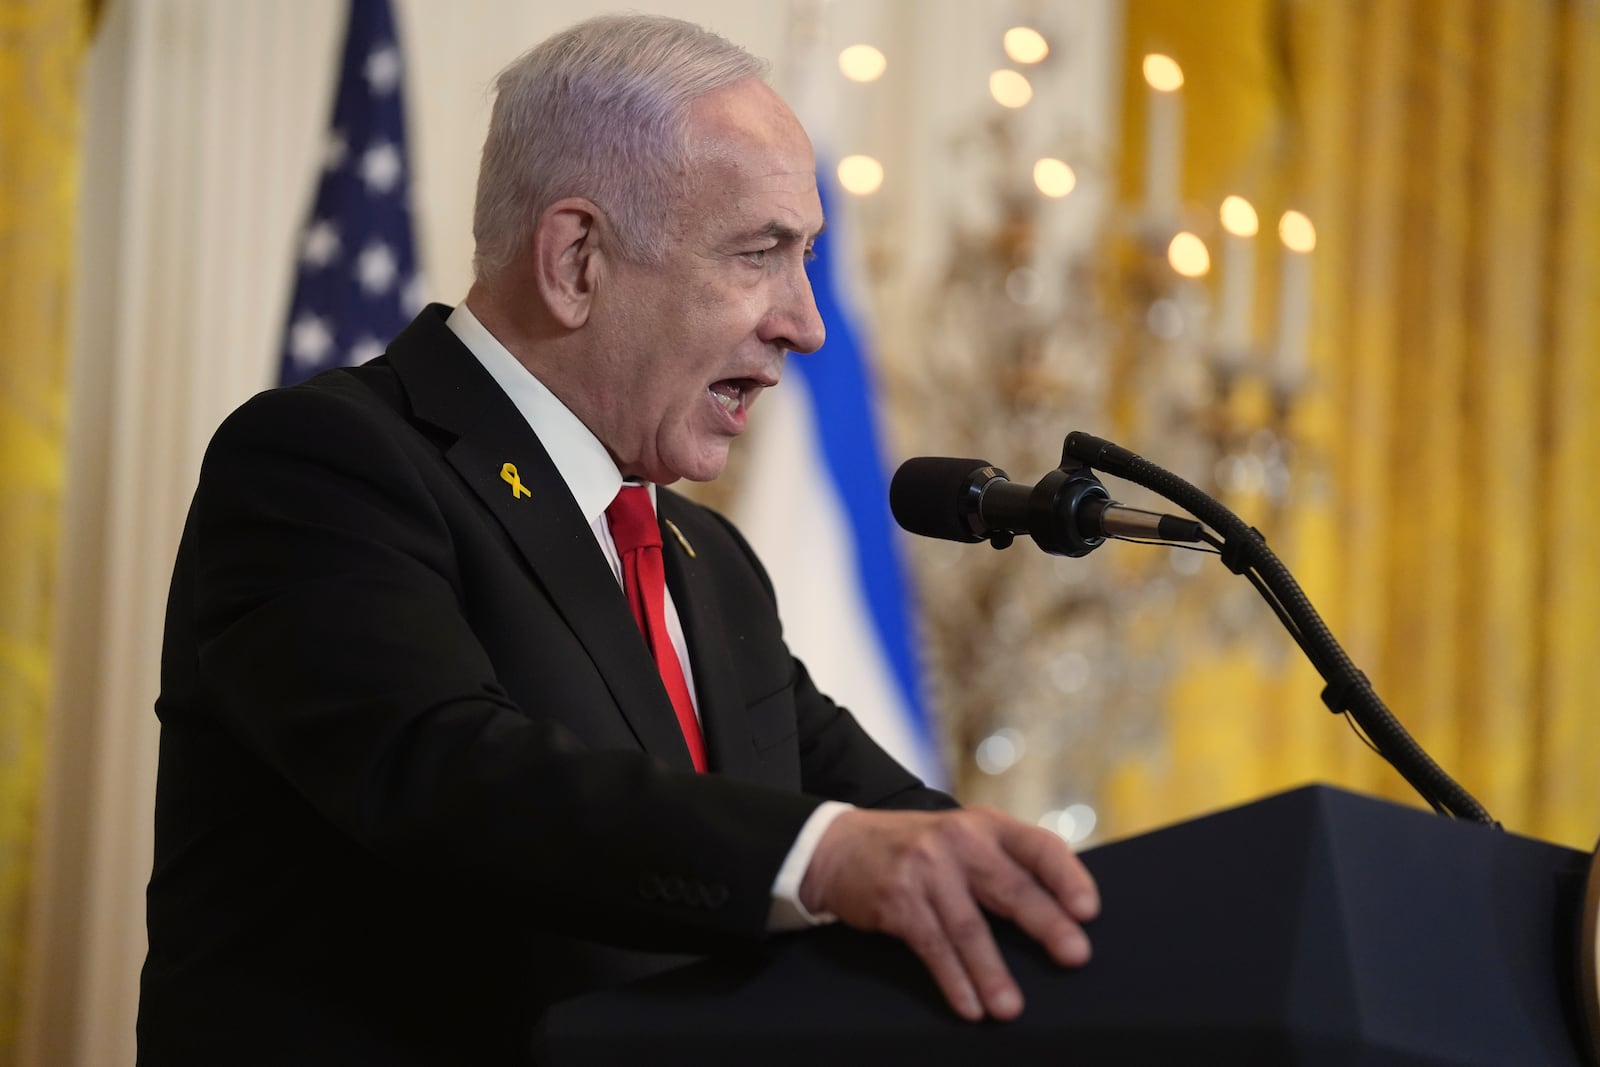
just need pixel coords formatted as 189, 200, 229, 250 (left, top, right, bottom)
535, 785, 1594, 1065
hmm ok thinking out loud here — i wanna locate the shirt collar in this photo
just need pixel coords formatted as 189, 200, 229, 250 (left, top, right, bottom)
445, 302, 651, 522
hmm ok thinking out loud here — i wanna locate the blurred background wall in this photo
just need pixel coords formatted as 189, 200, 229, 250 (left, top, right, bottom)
1, 0, 1596, 1063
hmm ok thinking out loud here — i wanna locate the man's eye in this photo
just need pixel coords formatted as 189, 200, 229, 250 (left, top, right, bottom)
803, 246, 817, 263
742, 249, 768, 265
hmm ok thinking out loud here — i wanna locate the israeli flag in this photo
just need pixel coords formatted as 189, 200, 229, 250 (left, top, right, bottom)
733, 173, 944, 786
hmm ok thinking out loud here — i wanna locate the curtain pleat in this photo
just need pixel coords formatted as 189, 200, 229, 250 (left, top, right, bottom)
1538, 1, 1600, 848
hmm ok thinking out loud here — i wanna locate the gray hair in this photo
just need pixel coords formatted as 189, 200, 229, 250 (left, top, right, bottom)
472, 14, 769, 278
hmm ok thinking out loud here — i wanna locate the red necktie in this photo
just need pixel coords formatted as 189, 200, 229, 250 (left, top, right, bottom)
605, 485, 708, 773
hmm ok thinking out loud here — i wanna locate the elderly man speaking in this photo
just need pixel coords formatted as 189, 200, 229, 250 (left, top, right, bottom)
137, 13, 1099, 1064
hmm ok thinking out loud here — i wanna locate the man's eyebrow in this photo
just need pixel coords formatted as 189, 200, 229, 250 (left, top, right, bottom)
749, 220, 828, 243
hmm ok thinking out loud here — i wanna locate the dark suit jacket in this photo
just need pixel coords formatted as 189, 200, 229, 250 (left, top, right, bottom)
137, 305, 952, 1065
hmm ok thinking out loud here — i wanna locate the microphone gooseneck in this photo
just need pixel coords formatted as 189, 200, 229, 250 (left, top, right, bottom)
1059, 430, 1494, 825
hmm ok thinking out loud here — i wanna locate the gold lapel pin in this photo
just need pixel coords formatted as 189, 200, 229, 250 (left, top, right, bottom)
500, 462, 531, 500
664, 518, 696, 558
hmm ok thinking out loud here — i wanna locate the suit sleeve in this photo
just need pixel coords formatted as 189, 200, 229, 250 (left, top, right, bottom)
180, 382, 822, 952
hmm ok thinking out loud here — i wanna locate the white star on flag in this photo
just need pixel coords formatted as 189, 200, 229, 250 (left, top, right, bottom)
288, 313, 335, 367
360, 141, 402, 194
349, 335, 387, 365
323, 129, 348, 172
301, 220, 341, 267
365, 45, 401, 94
356, 242, 398, 295
402, 274, 426, 315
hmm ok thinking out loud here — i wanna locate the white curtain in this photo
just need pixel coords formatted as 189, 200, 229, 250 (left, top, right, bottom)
20, 2, 1118, 1063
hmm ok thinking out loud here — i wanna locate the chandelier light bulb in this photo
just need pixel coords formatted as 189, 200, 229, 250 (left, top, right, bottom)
989, 69, 1034, 108
1143, 53, 1184, 93
836, 154, 884, 196
1033, 158, 1076, 198
838, 44, 887, 83
1168, 231, 1211, 277
1220, 195, 1259, 237
975, 728, 1025, 775
1003, 26, 1049, 65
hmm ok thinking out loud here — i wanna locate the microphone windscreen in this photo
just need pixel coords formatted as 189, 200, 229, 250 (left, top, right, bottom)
889, 457, 995, 543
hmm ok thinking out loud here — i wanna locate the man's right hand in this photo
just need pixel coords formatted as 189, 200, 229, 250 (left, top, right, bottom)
798, 806, 1100, 1023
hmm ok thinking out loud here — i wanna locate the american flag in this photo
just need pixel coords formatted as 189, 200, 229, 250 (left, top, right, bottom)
278, 0, 421, 386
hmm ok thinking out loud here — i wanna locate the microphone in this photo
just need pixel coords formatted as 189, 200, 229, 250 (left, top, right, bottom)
889, 456, 1203, 557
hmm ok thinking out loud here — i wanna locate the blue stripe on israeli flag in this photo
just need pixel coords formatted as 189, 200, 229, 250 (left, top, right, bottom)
733, 173, 944, 786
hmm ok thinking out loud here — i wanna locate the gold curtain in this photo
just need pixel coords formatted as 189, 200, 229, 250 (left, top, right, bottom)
1109, 0, 1600, 848
0, 0, 89, 1058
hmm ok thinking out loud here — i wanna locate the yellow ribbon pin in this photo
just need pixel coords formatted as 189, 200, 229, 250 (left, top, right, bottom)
500, 462, 531, 499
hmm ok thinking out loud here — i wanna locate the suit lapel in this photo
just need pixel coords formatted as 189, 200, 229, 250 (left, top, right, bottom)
382, 307, 696, 772
657, 494, 766, 784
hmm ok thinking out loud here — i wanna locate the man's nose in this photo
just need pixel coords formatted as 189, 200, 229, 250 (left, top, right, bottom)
767, 269, 826, 355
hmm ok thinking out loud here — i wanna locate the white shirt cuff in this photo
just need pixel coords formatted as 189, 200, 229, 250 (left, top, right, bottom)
766, 800, 853, 931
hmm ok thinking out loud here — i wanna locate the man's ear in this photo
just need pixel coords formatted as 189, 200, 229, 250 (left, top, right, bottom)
533, 198, 604, 330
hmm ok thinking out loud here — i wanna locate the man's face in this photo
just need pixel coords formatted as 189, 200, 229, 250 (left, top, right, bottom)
587, 78, 826, 484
